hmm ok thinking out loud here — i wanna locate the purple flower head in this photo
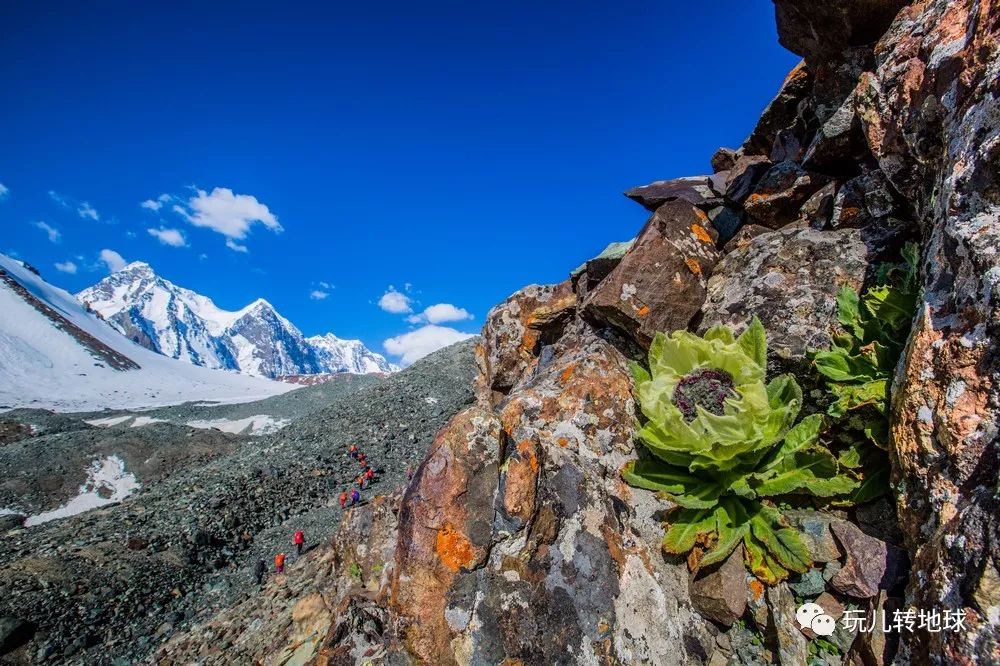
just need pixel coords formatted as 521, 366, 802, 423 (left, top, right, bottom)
672, 368, 736, 421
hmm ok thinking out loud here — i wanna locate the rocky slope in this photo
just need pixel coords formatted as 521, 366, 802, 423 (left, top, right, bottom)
148, 2, 999, 665
0, 340, 476, 664
77, 262, 395, 378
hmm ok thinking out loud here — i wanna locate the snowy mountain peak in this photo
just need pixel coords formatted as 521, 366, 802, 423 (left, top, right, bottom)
77, 263, 395, 378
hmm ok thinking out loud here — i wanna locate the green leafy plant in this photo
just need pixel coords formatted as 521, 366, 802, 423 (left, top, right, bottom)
348, 561, 363, 581
624, 318, 859, 584
812, 243, 919, 503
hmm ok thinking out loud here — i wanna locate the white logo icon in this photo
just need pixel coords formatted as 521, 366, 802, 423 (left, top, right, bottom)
796, 602, 837, 637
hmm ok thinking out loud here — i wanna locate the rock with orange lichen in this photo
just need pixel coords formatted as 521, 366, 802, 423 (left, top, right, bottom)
854, 0, 1000, 661
744, 161, 831, 228
479, 281, 577, 395
581, 199, 721, 348
699, 226, 871, 374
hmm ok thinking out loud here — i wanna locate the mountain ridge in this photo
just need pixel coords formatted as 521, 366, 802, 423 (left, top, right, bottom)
77, 262, 396, 378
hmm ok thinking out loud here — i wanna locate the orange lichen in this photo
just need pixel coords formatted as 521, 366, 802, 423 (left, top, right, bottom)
749, 578, 765, 602
690, 224, 713, 243
560, 364, 576, 383
684, 257, 702, 275
694, 208, 710, 223
435, 522, 476, 572
516, 439, 539, 472
557, 437, 569, 447
636, 304, 650, 318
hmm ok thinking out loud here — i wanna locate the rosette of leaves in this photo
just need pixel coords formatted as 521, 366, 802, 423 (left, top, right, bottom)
811, 243, 919, 503
624, 318, 858, 584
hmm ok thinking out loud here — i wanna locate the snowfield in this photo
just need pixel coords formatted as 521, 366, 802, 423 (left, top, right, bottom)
0, 254, 296, 412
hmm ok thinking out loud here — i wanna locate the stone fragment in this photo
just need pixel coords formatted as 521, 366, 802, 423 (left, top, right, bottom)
767, 583, 809, 665
624, 175, 721, 212
0, 514, 25, 532
742, 61, 812, 157
707, 206, 744, 245
744, 161, 831, 228
722, 223, 771, 255
798, 181, 836, 228
725, 155, 772, 205
802, 591, 846, 640
699, 227, 870, 373
570, 239, 635, 296
711, 147, 737, 172
479, 282, 576, 393
789, 568, 826, 597
689, 549, 748, 627
845, 591, 901, 666
769, 127, 805, 163
784, 511, 844, 563
829, 521, 906, 599
582, 200, 720, 348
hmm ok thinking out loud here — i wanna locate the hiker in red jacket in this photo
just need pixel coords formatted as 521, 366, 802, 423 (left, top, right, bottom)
364, 468, 375, 484
293, 530, 305, 556
339, 491, 348, 509
275, 552, 286, 574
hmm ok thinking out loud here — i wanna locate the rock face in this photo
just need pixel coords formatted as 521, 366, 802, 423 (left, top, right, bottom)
853, 0, 1000, 661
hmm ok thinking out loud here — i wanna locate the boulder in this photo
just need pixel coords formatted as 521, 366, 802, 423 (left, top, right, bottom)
742, 61, 812, 157
0, 616, 34, 656
624, 175, 722, 212
699, 227, 870, 373
785, 511, 844, 563
479, 282, 576, 394
707, 205, 745, 245
744, 161, 831, 228
711, 147, 737, 173
830, 168, 897, 229
829, 520, 906, 599
772, 0, 908, 63
798, 181, 836, 228
856, 2, 1000, 658
0, 514, 26, 532
582, 199, 720, 348
690, 549, 749, 627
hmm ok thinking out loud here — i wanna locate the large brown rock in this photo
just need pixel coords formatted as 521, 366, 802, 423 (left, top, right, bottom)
744, 161, 831, 228
689, 549, 749, 627
854, 0, 1000, 660
582, 199, 720, 347
699, 227, 871, 372
772, 0, 908, 63
742, 61, 812, 157
624, 175, 722, 212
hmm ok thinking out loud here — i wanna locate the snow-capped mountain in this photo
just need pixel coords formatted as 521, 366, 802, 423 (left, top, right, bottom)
0, 253, 293, 411
77, 262, 394, 378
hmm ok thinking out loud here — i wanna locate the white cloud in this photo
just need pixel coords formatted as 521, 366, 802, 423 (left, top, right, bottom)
383, 325, 475, 365
225, 238, 249, 253
55, 260, 77, 274
141, 193, 172, 211
378, 286, 413, 314
49, 191, 69, 207
408, 303, 473, 325
309, 290, 330, 300
99, 249, 127, 273
174, 187, 281, 246
34, 221, 61, 243
318, 281, 332, 289
147, 227, 187, 247
0, 183, 8, 200
78, 202, 99, 221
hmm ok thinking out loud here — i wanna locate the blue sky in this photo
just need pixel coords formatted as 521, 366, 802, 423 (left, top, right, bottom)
0, 1, 799, 364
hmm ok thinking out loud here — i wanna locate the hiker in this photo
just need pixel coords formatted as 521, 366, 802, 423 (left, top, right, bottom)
274, 552, 286, 574
357, 474, 366, 490
350, 488, 361, 506
358, 452, 367, 466
254, 558, 267, 586
294, 530, 305, 556
365, 467, 375, 484
348, 444, 359, 459
339, 490, 348, 509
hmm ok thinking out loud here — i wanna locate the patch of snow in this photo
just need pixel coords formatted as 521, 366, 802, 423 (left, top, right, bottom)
424, 396, 439, 404
85, 415, 134, 427
130, 416, 166, 427
185, 415, 289, 435
20, 456, 139, 527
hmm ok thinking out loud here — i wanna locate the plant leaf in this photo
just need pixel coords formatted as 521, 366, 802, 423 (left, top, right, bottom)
622, 460, 721, 509
662, 509, 716, 555
737, 316, 768, 369
749, 505, 811, 573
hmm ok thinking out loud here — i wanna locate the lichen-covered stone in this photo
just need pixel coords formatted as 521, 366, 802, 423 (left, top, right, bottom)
773, 0, 908, 63
624, 175, 722, 212
582, 199, 720, 347
479, 282, 576, 394
742, 61, 812, 157
744, 161, 831, 228
699, 227, 870, 372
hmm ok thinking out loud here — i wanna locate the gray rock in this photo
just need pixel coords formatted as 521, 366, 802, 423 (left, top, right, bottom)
767, 583, 810, 665
784, 510, 844, 563
789, 568, 827, 597
699, 227, 871, 374
0, 616, 34, 655
624, 175, 722, 212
